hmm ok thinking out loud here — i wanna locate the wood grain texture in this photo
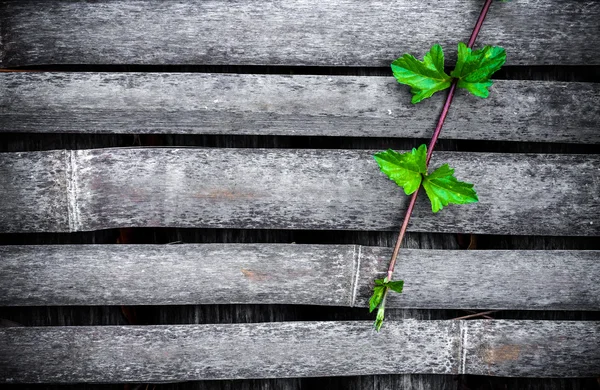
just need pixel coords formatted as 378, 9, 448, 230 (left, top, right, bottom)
1, 320, 598, 383
1, 244, 598, 310
0, 148, 598, 235
0, 150, 70, 232
464, 321, 600, 377
1, 0, 599, 67
1, 73, 598, 143
0, 231, 462, 390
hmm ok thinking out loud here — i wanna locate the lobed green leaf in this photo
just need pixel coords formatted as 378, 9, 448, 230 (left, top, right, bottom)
373, 144, 427, 195
422, 164, 479, 213
450, 42, 506, 98
391, 44, 452, 104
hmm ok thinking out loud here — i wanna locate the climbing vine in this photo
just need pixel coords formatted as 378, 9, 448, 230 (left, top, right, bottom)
370, 0, 506, 330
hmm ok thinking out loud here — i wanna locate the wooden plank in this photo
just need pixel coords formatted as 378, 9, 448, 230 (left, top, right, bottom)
465, 321, 600, 377
0, 150, 70, 232
1, 1, 599, 67
1, 244, 598, 310
357, 247, 600, 311
1, 73, 598, 144
0, 320, 598, 382
0, 148, 598, 235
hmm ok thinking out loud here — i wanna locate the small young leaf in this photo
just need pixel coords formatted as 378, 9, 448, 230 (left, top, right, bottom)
369, 285, 385, 313
391, 44, 452, 104
375, 303, 386, 332
422, 164, 478, 213
450, 42, 506, 98
374, 278, 386, 286
386, 280, 404, 294
373, 144, 427, 195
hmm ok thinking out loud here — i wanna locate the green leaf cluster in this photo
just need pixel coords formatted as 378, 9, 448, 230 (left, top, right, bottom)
391, 42, 506, 103
373, 145, 478, 213
368, 277, 404, 331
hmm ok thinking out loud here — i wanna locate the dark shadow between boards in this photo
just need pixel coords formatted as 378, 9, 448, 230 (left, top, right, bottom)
1, 228, 599, 249
1, 133, 599, 154
1, 304, 598, 328
2, 376, 600, 390
2, 377, 599, 390
6, 64, 600, 83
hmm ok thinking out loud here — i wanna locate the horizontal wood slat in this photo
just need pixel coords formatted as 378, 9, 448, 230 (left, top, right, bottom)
0, 320, 598, 382
1, 1, 599, 67
1, 244, 598, 310
1, 73, 598, 143
0, 148, 598, 235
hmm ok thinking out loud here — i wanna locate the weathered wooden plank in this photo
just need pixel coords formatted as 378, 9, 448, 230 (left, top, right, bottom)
0, 150, 70, 232
465, 321, 600, 377
0, 148, 598, 235
0, 244, 356, 307
0, 321, 458, 382
1, 320, 598, 382
1, 244, 598, 310
1, 73, 598, 144
1, 0, 599, 67
357, 247, 600, 311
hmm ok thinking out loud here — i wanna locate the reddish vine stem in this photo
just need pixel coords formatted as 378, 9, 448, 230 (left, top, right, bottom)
385, 0, 494, 283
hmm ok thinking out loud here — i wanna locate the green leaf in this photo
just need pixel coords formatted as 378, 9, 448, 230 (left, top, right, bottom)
391, 44, 452, 103
375, 303, 386, 331
386, 280, 404, 294
374, 278, 387, 286
369, 286, 385, 313
422, 164, 478, 213
373, 144, 427, 195
450, 42, 506, 98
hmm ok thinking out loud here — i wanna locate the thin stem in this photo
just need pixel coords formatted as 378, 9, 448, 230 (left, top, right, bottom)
467, 0, 494, 49
386, 189, 419, 281
386, 0, 494, 281
452, 310, 498, 320
426, 80, 458, 165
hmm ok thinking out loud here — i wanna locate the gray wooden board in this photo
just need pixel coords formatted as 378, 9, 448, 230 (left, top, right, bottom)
0, 148, 598, 235
0, 150, 70, 232
1, 73, 598, 144
1, 0, 599, 67
0, 320, 598, 382
1, 244, 598, 310
464, 321, 600, 378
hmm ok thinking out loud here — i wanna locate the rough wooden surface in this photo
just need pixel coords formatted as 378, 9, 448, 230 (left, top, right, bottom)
0, 148, 598, 235
1, 0, 599, 67
0, 150, 69, 232
465, 321, 600, 378
1, 320, 598, 383
1, 73, 599, 143
1, 244, 598, 310
0, 232, 462, 390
